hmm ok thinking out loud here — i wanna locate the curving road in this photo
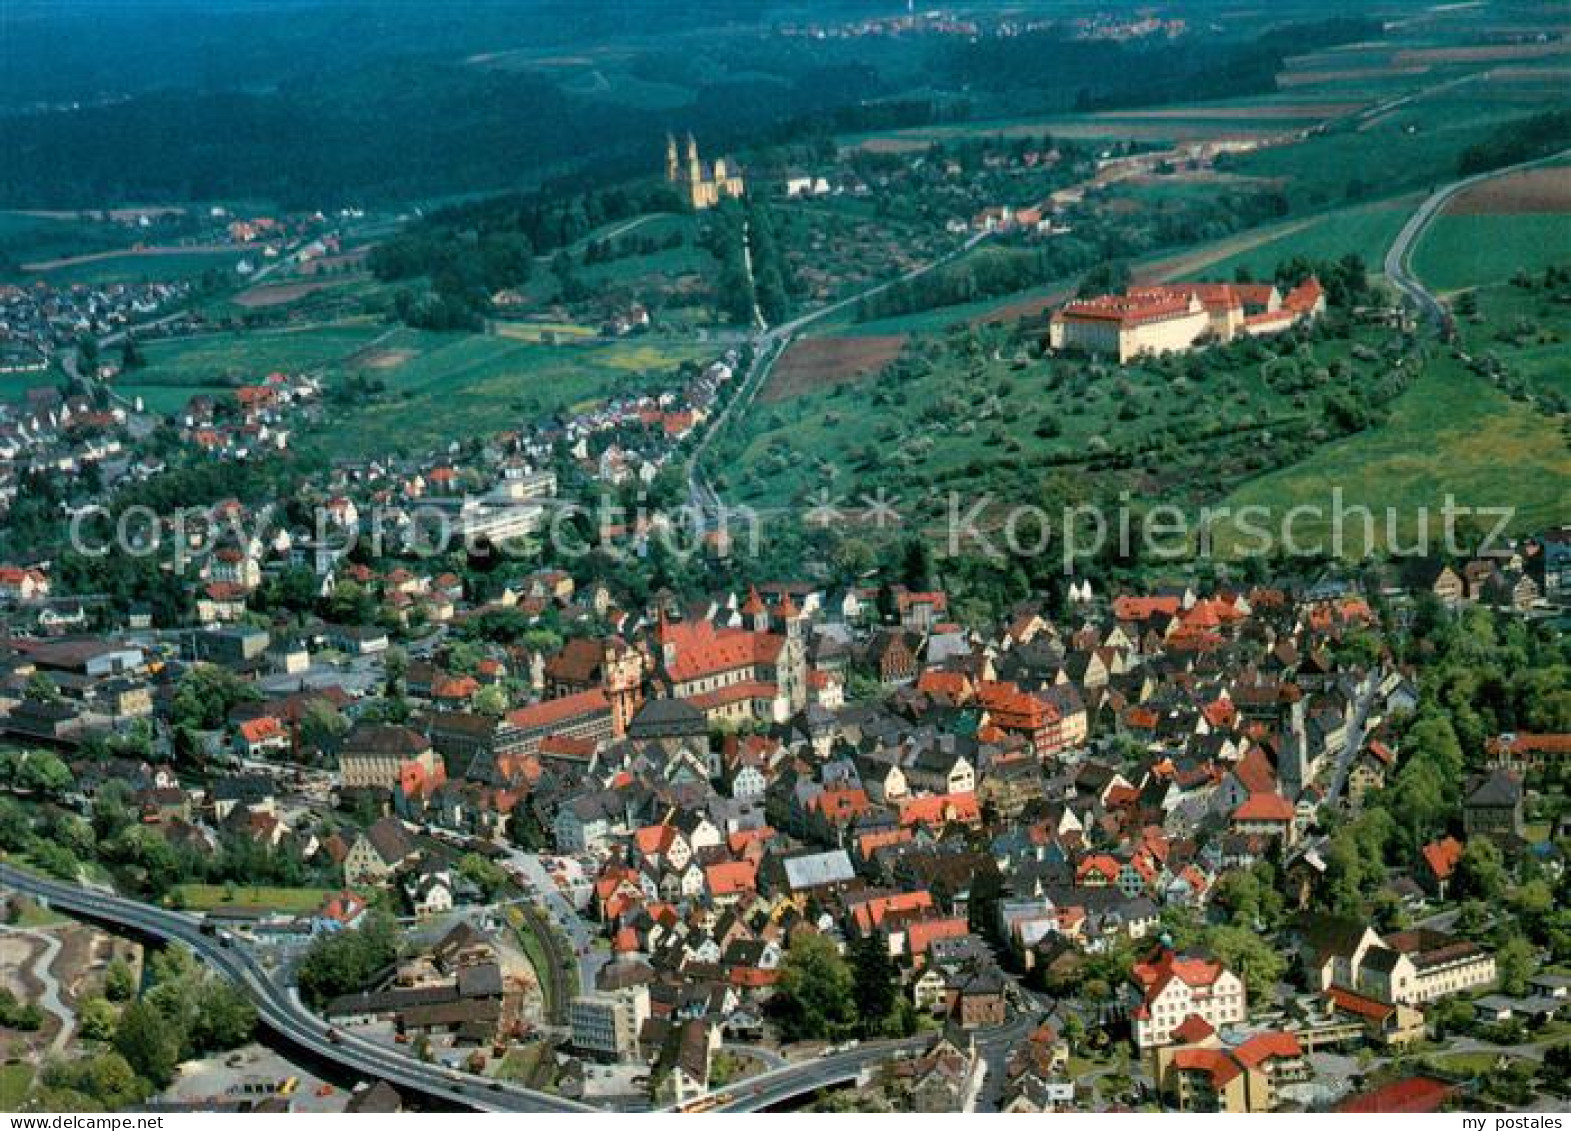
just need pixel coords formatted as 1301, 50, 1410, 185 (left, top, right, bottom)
0, 864, 592, 1114
4, 864, 1053, 1114
1383, 147, 1571, 330
704, 1001, 1041, 1113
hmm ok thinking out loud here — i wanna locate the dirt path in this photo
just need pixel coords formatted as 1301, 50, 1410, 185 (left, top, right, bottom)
0, 925, 72, 1054
20, 243, 241, 272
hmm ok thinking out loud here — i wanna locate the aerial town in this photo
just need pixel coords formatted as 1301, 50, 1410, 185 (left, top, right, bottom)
0, 0, 1566, 1120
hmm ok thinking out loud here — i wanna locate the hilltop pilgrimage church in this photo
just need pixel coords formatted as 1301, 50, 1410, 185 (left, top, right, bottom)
665, 133, 745, 211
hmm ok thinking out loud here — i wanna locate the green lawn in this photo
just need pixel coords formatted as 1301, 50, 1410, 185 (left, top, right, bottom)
126, 323, 388, 389
726, 318, 1398, 517
0, 211, 147, 275
1225, 93, 1540, 212
1427, 1050, 1518, 1077
0, 369, 60, 406
297, 333, 708, 459
116, 383, 235, 415
172, 884, 336, 914
1194, 197, 1418, 282
1464, 283, 1571, 403
17, 249, 250, 286
0, 1062, 33, 1109
1414, 213, 1571, 292
1219, 354, 1571, 556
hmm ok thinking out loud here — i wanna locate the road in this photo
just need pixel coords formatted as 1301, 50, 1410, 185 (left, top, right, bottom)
4, 863, 1014, 1114
500, 848, 606, 1005
0, 864, 592, 1114
707, 1002, 1041, 1113
1322, 675, 1383, 809
1383, 146, 1571, 330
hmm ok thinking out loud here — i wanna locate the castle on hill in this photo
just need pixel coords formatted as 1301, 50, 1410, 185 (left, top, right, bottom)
665, 133, 745, 211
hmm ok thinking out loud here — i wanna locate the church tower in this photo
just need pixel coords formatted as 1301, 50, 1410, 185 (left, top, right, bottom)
777, 592, 808, 713
742, 585, 768, 633
666, 134, 680, 184
602, 636, 644, 739
685, 133, 702, 181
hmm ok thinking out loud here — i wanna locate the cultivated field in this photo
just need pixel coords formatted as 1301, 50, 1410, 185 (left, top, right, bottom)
761, 336, 908, 402
1414, 163, 1571, 292
231, 279, 354, 308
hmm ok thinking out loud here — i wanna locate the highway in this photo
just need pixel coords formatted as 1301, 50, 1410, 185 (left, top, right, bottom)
1383, 146, 1571, 331
0, 864, 593, 1114
5, 863, 1049, 1114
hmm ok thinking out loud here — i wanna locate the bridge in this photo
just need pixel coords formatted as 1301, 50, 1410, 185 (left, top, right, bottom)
0, 864, 591, 1114
6, 864, 1041, 1114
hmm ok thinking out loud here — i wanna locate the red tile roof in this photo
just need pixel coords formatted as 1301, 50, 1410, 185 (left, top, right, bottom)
1171, 1013, 1215, 1044
506, 688, 609, 730
1231, 1031, 1301, 1068
1171, 1047, 1242, 1088
1336, 1077, 1455, 1114
1234, 791, 1294, 822
1421, 836, 1464, 881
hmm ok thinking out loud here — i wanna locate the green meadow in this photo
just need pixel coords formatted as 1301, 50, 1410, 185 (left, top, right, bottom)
126, 324, 389, 389
296, 332, 710, 459
1414, 214, 1571, 292
1191, 197, 1418, 282
1217, 356, 1570, 556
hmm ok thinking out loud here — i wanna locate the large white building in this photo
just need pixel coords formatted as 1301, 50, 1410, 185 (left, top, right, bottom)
1357, 930, 1497, 1005
570, 958, 654, 1061
1049, 278, 1325, 364
1129, 949, 1247, 1049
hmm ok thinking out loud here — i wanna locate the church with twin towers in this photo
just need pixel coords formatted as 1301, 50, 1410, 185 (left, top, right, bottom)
665, 132, 745, 211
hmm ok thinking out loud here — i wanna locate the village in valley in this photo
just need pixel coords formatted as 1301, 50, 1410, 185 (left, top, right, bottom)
0, 0, 1567, 1119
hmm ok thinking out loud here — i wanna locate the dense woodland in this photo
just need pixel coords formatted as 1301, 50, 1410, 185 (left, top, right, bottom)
0, 4, 1381, 208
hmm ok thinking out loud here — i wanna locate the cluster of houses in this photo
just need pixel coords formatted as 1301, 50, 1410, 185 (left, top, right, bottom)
178, 370, 323, 458
0, 386, 135, 538
566, 353, 736, 489
0, 279, 191, 371
3, 401, 1566, 1110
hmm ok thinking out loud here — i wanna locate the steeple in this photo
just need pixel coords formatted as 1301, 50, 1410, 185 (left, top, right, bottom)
742, 585, 767, 632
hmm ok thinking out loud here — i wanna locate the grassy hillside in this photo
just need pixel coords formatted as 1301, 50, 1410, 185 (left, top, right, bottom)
1415, 214, 1571, 291
1217, 354, 1570, 556
294, 333, 709, 460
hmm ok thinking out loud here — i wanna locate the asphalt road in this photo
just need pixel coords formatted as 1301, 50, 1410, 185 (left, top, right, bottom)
708, 1003, 1042, 1113
1383, 146, 1571, 330
0, 864, 592, 1114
